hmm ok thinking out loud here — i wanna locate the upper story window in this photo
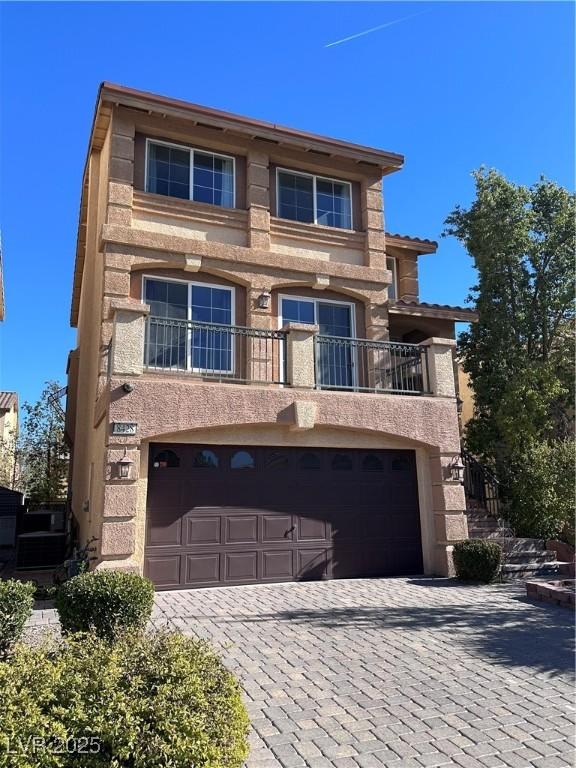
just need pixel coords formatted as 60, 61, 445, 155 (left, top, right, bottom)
146, 140, 235, 208
277, 169, 352, 230
386, 257, 398, 300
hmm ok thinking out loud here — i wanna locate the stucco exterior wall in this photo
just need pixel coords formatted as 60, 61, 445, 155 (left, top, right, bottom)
67, 94, 469, 584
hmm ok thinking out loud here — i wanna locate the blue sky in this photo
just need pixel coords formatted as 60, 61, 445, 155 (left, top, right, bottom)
0, 1, 573, 405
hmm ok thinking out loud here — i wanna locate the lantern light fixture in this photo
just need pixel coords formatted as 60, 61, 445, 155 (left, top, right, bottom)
257, 291, 271, 310
449, 455, 465, 484
117, 448, 134, 480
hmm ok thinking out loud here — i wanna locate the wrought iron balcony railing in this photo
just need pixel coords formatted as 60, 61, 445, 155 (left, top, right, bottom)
144, 316, 288, 385
314, 335, 430, 394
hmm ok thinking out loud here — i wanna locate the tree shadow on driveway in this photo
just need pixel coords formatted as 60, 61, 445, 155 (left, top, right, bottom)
222, 581, 574, 678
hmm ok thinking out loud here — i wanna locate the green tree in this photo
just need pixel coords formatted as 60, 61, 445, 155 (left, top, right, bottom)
444, 169, 575, 540
19, 381, 69, 503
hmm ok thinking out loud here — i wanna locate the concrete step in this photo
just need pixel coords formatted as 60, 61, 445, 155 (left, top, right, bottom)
503, 551, 557, 565
469, 529, 507, 539
501, 562, 566, 580
490, 537, 546, 551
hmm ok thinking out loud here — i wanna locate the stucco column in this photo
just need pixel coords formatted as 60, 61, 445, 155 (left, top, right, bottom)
282, 322, 319, 389
247, 151, 270, 250
420, 337, 457, 397
107, 111, 134, 226
429, 453, 468, 576
361, 178, 386, 270
109, 300, 150, 376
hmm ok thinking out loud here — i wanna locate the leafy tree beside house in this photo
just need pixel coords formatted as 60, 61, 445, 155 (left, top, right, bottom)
19, 381, 68, 503
445, 169, 575, 541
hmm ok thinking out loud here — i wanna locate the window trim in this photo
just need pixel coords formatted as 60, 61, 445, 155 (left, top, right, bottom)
386, 256, 398, 301
145, 138, 236, 209
142, 274, 236, 374
275, 167, 353, 230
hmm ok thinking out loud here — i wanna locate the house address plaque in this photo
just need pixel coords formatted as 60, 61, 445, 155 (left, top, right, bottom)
111, 422, 138, 436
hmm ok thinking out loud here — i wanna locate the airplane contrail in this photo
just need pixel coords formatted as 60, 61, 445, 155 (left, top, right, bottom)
325, 11, 430, 48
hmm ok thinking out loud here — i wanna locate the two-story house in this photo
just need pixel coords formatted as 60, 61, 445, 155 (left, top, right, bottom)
65, 83, 477, 589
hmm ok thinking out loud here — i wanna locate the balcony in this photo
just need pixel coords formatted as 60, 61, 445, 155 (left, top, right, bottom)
108, 303, 455, 398
138, 316, 433, 395
143, 317, 288, 385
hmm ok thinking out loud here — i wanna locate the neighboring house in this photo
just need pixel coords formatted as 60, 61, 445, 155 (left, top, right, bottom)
457, 365, 475, 431
65, 83, 477, 589
0, 392, 18, 488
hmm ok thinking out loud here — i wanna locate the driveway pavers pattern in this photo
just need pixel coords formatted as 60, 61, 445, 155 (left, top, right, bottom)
28, 578, 575, 767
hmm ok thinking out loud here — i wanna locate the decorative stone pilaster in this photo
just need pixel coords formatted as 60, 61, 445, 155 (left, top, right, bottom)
361, 178, 386, 270
429, 453, 468, 576
107, 111, 134, 225
420, 337, 457, 397
282, 322, 319, 389
109, 300, 150, 376
247, 151, 270, 249
397, 255, 419, 302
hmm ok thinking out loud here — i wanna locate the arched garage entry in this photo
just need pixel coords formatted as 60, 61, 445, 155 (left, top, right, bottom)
144, 441, 423, 589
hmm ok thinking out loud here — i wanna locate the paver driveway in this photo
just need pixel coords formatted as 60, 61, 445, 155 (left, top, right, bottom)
29, 578, 574, 767
152, 578, 575, 768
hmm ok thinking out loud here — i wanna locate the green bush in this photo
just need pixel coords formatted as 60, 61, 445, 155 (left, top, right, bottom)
453, 539, 502, 583
0, 579, 35, 657
0, 631, 250, 768
55, 570, 154, 641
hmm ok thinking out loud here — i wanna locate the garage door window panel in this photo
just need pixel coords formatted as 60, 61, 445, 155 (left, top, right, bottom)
192, 449, 219, 469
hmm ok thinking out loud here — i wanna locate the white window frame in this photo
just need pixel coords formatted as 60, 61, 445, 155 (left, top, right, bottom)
276, 168, 353, 230
145, 138, 236, 209
278, 294, 357, 387
142, 274, 236, 374
386, 256, 398, 301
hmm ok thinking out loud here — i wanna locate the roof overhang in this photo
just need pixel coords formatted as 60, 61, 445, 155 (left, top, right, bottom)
385, 233, 438, 255
389, 300, 478, 323
70, 83, 406, 327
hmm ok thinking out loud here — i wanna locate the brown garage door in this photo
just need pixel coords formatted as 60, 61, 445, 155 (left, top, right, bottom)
144, 444, 423, 589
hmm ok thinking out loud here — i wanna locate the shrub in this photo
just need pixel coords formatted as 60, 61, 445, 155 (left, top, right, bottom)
55, 570, 154, 641
0, 631, 250, 768
0, 579, 35, 657
453, 539, 502, 583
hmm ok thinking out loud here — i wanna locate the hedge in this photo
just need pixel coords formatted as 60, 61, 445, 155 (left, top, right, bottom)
0, 579, 35, 657
55, 570, 154, 641
453, 539, 502, 583
0, 631, 250, 768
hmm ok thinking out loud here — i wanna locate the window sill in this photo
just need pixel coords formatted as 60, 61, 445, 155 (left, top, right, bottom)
270, 216, 365, 245
133, 190, 248, 225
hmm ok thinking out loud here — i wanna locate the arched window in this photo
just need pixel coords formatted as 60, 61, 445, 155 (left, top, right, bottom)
392, 457, 410, 471
362, 454, 384, 472
299, 452, 320, 471
266, 452, 289, 470
332, 453, 353, 471
152, 449, 180, 469
193, 449, 219, 468
230, 450, 255, 470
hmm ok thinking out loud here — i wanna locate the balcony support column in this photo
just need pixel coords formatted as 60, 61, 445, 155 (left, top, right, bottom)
282, 322, 319, 389
420, 337, 457, 397
109, 300, 150, 377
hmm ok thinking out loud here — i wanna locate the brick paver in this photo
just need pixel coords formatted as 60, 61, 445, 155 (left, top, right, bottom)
28, 578, 575, 767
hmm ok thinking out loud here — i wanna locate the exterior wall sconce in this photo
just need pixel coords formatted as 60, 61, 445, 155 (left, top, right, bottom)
257, 291, 271, 310
117, 448, 134, 480
449, 455, 465, 484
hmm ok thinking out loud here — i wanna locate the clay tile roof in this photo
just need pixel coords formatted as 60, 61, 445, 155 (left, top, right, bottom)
385, 232, 438, 253
0, 392, 17, 411
391, 300, 478, 320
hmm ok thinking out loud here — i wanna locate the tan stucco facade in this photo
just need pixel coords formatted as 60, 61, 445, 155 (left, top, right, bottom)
66, 84, 474, 582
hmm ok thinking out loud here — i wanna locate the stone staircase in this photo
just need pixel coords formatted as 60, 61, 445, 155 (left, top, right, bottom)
462, 451, 569, 580
467, 508, 565, 579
